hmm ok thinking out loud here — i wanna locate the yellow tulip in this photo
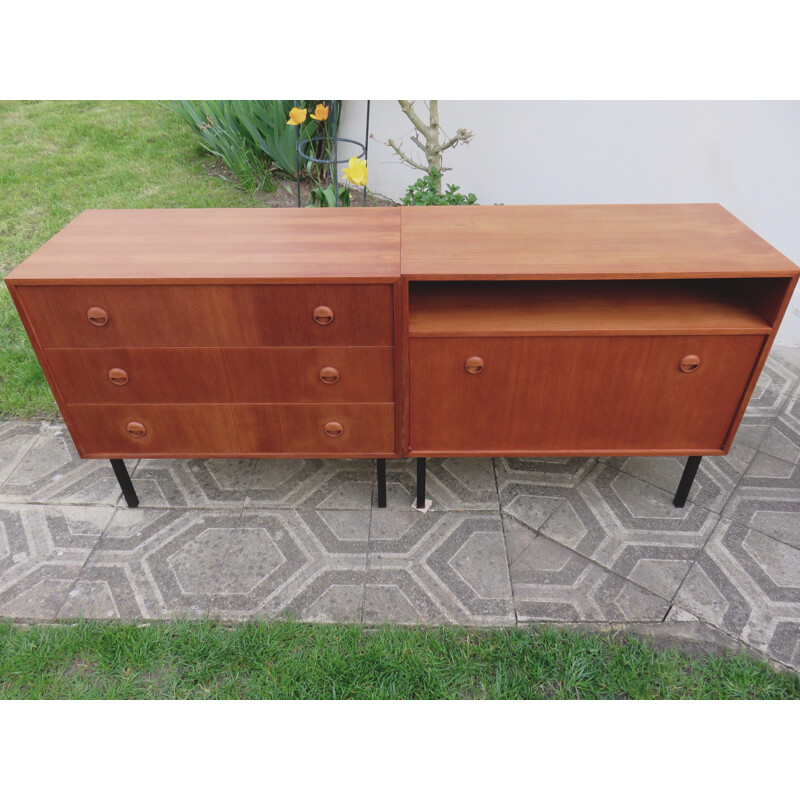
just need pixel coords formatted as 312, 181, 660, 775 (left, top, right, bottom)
287, 107, 307, 126
310, 104, 329, 121
343, 156, 368, 186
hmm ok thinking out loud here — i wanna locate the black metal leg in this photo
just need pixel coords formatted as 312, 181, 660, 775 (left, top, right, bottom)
376, 458, 387, 508
673, 456, 702, 508
416, 457, 426, 509
111, 459, 139, 508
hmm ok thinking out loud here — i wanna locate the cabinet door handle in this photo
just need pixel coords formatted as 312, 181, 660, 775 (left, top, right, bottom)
324, 421, 344, 437
464, 356, 484, 374
319, 366, 340, 384
126, 421, 146, 438
680, 355, 701, 373
87, 307, 108, 326
313, 305, 334, 326
108, 368, 129, 386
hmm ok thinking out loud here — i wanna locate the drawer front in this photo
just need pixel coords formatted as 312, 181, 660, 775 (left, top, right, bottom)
46, 347, 394, 404
68, 403, 396, 456
17, 284, 393, 347
409, 335, 765, 453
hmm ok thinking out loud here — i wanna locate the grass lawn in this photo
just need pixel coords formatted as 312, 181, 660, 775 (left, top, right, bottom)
1, 620, 797, 700
0, 99, 263, 418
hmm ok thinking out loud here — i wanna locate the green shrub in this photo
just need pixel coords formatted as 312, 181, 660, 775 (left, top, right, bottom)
402, 168, 477, 206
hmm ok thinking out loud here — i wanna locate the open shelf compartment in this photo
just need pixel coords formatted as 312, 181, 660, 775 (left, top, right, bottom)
408, 278, 787, 337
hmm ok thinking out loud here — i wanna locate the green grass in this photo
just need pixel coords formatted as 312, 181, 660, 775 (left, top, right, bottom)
0, 100, 263, 417
0, 620, 797, 699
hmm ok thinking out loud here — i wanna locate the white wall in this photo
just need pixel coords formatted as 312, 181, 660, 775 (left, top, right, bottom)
340, 101, 800, 345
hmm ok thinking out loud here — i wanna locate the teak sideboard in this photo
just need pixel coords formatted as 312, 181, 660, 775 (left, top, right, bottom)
6, 205, 798, 510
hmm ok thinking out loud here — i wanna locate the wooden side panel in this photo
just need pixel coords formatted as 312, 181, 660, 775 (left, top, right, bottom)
16, 284, 394, 347
45, 346, 395, 404
68, 403, 396, 457
408, 335, 765, 454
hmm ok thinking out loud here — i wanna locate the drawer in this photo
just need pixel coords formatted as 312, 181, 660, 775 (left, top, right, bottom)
67, 403, 396, 457
45, 346, 395, 404
16, 284, 394, 347
409, 335, 765, 453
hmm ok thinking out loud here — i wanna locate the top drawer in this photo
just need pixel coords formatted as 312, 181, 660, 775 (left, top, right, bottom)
15, 283, 394, 347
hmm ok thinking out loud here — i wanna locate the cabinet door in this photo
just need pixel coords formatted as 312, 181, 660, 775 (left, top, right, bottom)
408, 335, 765, 454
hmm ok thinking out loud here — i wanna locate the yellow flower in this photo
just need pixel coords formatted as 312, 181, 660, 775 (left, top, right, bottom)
342, 156, 368, 186
310, 103, 329, 121
287, 107, 307, 126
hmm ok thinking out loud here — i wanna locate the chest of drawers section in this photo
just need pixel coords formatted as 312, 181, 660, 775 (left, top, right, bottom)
12, 281, 399, 458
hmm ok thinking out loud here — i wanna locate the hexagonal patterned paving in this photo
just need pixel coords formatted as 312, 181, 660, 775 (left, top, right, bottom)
0, 348, 799, 671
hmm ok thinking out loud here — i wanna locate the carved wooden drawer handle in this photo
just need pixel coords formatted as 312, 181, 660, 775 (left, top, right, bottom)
108, 368, 129, 386
319, 366, 340, 384
126, 421, 146, 438
464, 356, 484, 374
313, 305, 334, 326
87, 307, 108, 326
324, 421, 344, 437
680, 355, 701, 373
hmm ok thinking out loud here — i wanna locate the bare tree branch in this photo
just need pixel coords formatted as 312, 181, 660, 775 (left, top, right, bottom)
385, 137, 428, 172
386, 101, 474, 191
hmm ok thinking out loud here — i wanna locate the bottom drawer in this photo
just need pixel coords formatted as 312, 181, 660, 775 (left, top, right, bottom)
67, 403, 396, 457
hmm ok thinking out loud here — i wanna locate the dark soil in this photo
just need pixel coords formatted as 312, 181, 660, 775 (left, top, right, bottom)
203, 158, 398, 208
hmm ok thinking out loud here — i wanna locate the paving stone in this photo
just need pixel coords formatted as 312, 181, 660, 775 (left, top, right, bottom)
385, 458, 499, 511
130, 458, 253, 509
365, 511, 514, 626
722, 450, 800, 548
675, 517, 800, 670
0, 503, 112, 621
61, 508, 242, 620
246, 458, 375, 509
599, 441, 757, 514
1, 423, 129, 505
208, 509, 368, 623
538, 463, 719, 600
495, 458, 590, 532
0, 419, 44, 488
509, 533, 670, 623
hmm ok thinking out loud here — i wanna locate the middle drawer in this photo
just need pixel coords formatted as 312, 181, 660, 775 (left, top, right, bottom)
45, 347, 395, 404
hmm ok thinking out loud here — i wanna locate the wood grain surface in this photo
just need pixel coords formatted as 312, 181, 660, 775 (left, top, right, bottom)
45, 346, 395, 404
408, 335, 765, 454
17, 284, 394, 347
401, 205, 800, 279
5, 208, 401, 284
68, 403, 396, 457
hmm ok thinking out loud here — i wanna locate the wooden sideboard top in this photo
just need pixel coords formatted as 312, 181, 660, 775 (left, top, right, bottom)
6, 204, 798, 285
401, 204, 799, 280
5, 207, 401, 285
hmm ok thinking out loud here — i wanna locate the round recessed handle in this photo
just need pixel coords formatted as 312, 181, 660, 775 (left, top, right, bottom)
313, 305, 334, 326
319, 366, 340, 385
324, 421, 344, 438
87, 306, 108, 326
108, 368, 129, 386
126, 421, 146, 438
680, 355, 701, 373
464, 356, 484, 374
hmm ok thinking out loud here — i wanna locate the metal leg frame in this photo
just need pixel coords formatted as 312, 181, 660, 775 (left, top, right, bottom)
415, 457, 426, 509
376, 458, 387, 508
673, 455, 702, 508
111, 459, 139, 508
